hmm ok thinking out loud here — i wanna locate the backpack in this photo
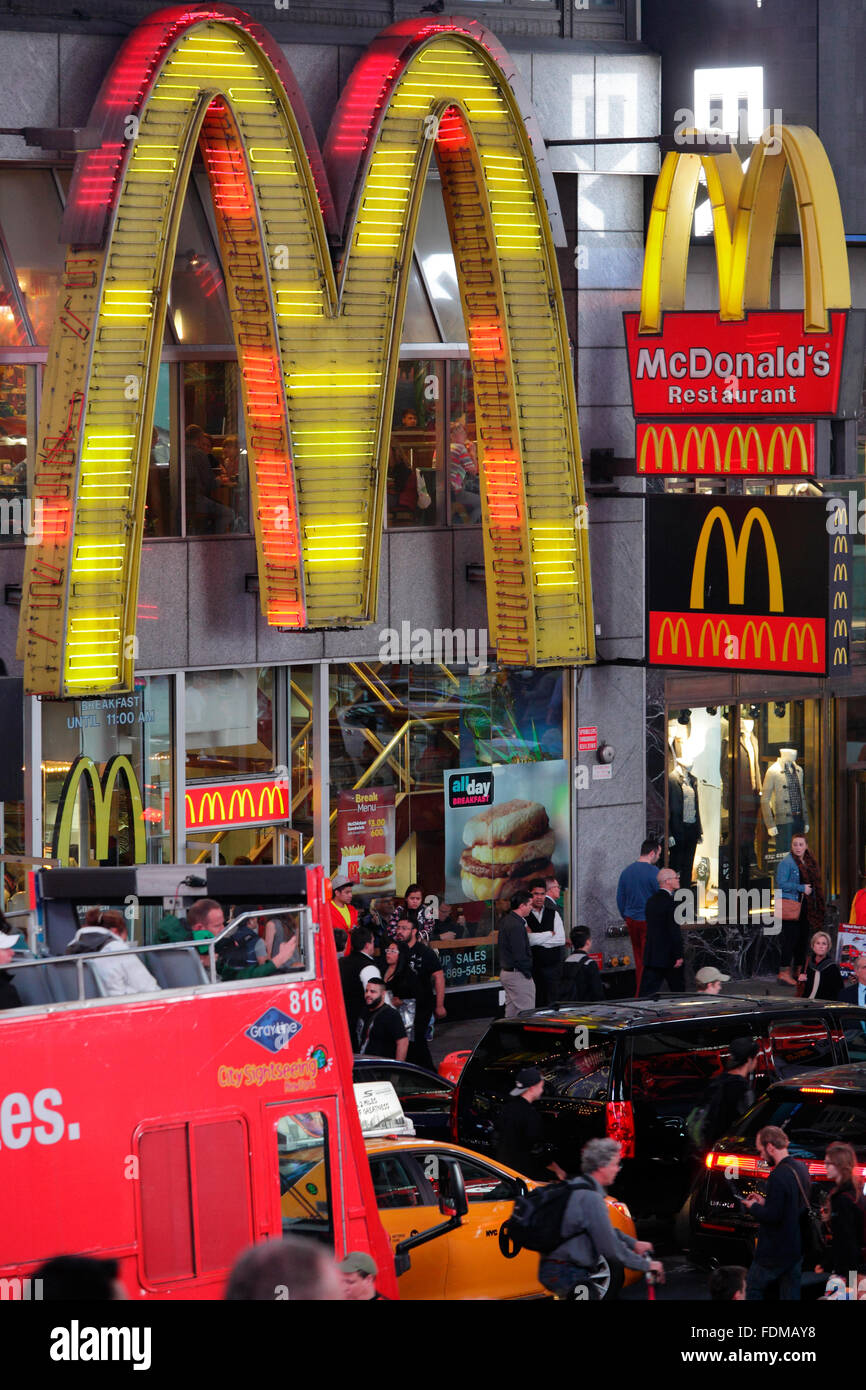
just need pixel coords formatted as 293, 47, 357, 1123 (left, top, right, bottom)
502, 1177, 594, 1256
215, 922, 260, 977
686, 1074, 726, 1150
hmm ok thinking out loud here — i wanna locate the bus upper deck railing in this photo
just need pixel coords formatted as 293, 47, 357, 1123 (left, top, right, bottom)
2, 906, 315, 1007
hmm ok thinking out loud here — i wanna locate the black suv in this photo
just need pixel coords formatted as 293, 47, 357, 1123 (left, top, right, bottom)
453, 996, 866, 1219
690, 1063, 866, 1265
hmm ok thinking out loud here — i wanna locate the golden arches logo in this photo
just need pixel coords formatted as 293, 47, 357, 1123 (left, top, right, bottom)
639, 426, 679, 472
781, 622, 819, 664
257, 784, 286, 818
834, 563, 849, 582
765, 426, 809, 473
657, 616, 692, 657
741, 620, 776, 662
640, 125, 850, 333
834, 648, 849, 665
16, 6, 594, 696
690, 506, 784, 611
52, 754, 146, 866
682, 427, 721, 473
196, 791, 227, 826
698, 618, 730, 657
834, 618, 848, 638
228, 787, 256, 821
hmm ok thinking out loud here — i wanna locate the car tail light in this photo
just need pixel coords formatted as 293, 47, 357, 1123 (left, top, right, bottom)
606, 1101, 635, 1158
799, 1087, 834, 1094
705, 1153, 765, 1176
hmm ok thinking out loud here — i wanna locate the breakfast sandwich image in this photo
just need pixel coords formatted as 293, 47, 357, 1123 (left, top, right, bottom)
459, 798, 556, 900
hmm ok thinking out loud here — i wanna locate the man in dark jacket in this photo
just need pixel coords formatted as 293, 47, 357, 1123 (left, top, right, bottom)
840, 953, 866, 1006
498, 891, 535, 1018
742, 1125, 811, 1300
560, 926, 604, 1002
338, 925, 380, 1050
495, 1067, 565, 1181
639, 868, 685, 995
701, 1037, 759, 1147
0, 929, 22, 1009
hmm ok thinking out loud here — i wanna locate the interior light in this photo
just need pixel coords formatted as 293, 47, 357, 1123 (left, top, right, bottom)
174, 309, 184, 340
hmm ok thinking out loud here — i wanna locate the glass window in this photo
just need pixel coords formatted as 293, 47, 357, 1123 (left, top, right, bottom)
468, 1022, 615, 1099
734, 1092, 866, 1158
185, 667, 274, 782
170, 175, 232, 346
414, 179, 466, 345
766, 1019, 835, 1078
447, 361, 481, 526
0, 170, 65, 344
368, 1154, 426, 1209
183, 361, 244, 535
145, 363, 180, 537
0, 363, 34, 540
41, 674, 174, 871
419, 1149, 518, 1203
838, 1011, 866, 1064
0, 247, 30, 348
629, 1024, 761, 1106
402, 259, 441, 343
361, 1065, 452, 1113
275, 1110, 332, 1237
387, 359, 443, 528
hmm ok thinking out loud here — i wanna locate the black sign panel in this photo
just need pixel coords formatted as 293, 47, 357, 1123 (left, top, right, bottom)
646, 495, 850, 674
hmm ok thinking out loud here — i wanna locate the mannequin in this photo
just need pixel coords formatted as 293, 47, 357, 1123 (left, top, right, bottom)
669, 758, 703, 885
738, 717, 762, 883
761, 747, 809, 855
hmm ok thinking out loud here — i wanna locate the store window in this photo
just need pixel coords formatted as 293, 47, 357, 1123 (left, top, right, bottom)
171, 174, 232, 347
665, 700, 822, 915
183, 361, 246, 535
328, 662, 569, 988
185, 667, 274, 781
448, 361, 481, 526
0, 170, 65, 345
0, 363, 34, 538
145, 363, 178, 537
387, 359, 443, 527
41, 674, 174, 869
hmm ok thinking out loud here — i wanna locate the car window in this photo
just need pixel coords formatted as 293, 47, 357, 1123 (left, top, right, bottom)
767, 1019, 835, 1077
468, 1023, 616, 1100
419, 1150, 520, 1204
731, 1092, 866, 1161
629, 1024, 761, 1106
368, 1154, 426, 1209
837, 1011, 866, 1064
362, 1066, 452, 1112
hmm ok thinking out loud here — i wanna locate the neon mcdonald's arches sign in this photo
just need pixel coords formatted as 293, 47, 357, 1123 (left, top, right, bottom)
16, 6, 594, 696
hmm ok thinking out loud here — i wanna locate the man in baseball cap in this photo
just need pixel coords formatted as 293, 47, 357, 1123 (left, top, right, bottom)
0, 928, 22, 1010
338, 1251, 387, 1300
695, 966, 730, 995
496, 1066, 566, 1182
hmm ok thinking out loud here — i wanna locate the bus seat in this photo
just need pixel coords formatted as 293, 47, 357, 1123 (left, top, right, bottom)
46, 958, 103, 1002
9, 964, 55, 1007
43, 900, 80, 957
145, 948, 208, 989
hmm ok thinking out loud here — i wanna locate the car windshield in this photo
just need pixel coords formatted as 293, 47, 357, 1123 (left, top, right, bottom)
468, 1023, 616, 1100
730, 1091, 866, 1161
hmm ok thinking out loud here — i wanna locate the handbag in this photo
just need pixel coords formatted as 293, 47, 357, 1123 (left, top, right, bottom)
777, 896, 802, 921
790, 1162, 826, 1268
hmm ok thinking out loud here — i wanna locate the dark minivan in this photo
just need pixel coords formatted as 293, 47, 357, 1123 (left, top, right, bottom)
691, 1063, 866, 1266
453, 996, 866, 1218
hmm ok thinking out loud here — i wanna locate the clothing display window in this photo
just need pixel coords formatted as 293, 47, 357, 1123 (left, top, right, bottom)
665, 700, 823, 919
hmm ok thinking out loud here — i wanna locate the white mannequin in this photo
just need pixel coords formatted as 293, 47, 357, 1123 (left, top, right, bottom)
765, 748, 809, 836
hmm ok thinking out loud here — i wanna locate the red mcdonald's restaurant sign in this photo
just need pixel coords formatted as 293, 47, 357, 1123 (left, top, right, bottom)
182, 778, 289, 831
625, 311, 858, 419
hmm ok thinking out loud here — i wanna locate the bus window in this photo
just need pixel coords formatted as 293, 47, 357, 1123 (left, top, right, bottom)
276, 1111, 332, 1241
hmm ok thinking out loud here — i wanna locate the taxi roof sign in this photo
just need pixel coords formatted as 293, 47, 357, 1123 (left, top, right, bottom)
354, 1080, 415, 1138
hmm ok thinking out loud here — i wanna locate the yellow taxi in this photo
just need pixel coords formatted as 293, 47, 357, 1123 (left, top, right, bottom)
363, 1136, 642, 1300
277, 1089, 642, 1300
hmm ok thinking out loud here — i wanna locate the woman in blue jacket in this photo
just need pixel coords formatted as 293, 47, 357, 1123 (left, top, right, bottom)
775, 834, 824, 987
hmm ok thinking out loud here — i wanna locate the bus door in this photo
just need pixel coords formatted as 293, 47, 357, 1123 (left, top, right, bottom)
266, 1099, 341, 1251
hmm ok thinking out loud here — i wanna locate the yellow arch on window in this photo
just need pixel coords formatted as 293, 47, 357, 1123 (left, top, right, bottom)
17, 7, 593, 695
639, 125, 850, 334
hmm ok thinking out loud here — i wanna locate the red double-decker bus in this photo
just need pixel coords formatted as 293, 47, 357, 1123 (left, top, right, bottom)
0, 864, 399, 1299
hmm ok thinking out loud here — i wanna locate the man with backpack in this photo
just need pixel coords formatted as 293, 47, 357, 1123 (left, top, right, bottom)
695, 1036, 759, 1150
506, 1138, 663, 1299
559, 926, 604, 1002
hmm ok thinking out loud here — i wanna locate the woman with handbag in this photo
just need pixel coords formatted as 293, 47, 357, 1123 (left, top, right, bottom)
818, 1143, 866, 1278
799, 931, 843, 1000
775, 834, 824, 987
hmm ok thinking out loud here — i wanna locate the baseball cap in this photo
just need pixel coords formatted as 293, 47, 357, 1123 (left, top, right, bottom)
728, 1036, 759, 1065
0, 930, 20, 949
510, 1066, 543, 1096
331, 877, 353, 893
338, 1251, 377, 1277
696, 966, 730, 985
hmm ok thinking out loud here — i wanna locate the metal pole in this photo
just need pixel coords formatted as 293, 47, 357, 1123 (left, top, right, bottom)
174, 671, 186, 863
312, 662, 330, 876
23, 694, 42, 862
